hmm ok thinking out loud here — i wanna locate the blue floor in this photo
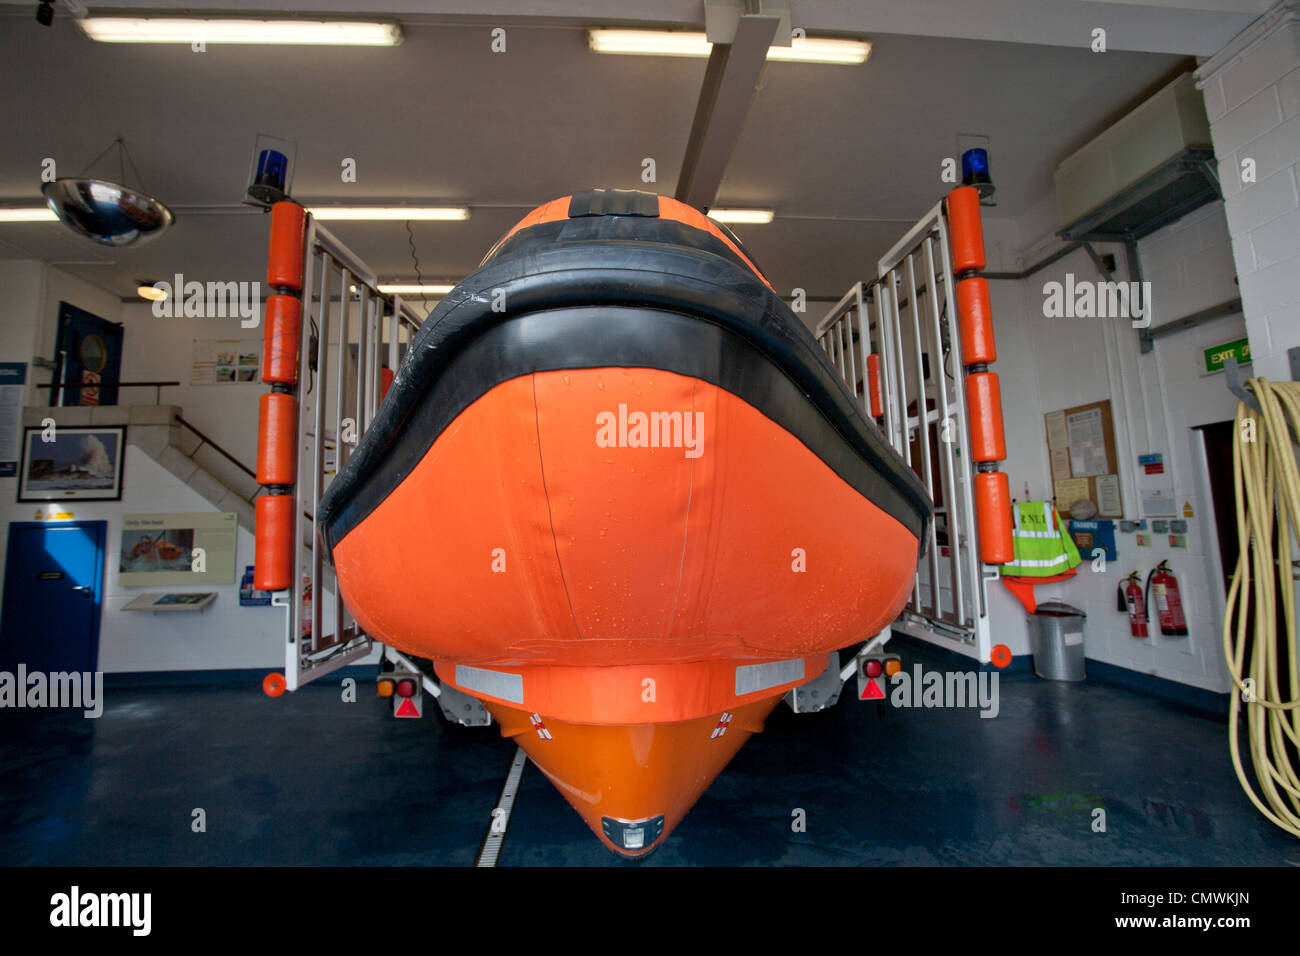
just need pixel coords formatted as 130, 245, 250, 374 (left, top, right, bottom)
1, 640, 1296, 866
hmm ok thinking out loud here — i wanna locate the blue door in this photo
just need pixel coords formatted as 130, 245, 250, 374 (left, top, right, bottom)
0, 521, 105, 673
53, 302, 123, 407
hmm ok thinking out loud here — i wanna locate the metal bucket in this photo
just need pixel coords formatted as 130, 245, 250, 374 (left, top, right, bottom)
1031, 600, 1086, 681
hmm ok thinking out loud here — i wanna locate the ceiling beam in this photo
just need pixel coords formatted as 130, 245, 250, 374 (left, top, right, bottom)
674, 12, 777, 210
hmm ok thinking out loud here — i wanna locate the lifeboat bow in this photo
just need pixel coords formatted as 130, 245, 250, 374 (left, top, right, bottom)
318, 189, 931, 857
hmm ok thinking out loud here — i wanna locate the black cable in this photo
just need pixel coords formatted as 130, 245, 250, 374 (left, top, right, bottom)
940, 299, 955, 381
78, 138, 120, 178
121, 139, 150, 193
77, 136, 150, 191
405, 219, 432, 317
306, 316, 319, 395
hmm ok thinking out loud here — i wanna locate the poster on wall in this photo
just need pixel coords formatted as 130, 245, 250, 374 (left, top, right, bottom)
1067, 519, 1117, 562
192, 338, 261, 384
17, 426, 125, 501
0, 362, 27, 476
119, 512, 239, 587
1043, 400, 1123, 518
1065, 406, 1107, 477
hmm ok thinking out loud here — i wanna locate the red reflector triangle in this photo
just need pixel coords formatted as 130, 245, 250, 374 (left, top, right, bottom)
395, 697, 419, 717
861, 676, 885, 700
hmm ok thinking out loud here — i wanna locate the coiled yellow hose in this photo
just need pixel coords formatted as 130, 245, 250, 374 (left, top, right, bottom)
1223, 376, 1300, 838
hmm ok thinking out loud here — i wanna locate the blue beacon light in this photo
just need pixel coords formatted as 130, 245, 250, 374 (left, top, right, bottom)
961, 148, 994, 199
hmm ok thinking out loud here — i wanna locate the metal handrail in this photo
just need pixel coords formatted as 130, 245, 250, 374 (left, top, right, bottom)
38, 380, 181, 404
174, 413, 259, 484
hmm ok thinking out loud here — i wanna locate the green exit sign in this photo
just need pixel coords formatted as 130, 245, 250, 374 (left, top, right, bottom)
1202, 337, 1251, 375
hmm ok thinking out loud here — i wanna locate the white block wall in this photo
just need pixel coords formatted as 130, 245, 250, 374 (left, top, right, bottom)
0, 264, 292, 672
977, 202, 1243, 692
1197, 5, 1300, 381
54, 449, 284, 673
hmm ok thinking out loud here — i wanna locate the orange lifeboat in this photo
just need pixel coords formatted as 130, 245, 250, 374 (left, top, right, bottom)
318, 189, 931, 857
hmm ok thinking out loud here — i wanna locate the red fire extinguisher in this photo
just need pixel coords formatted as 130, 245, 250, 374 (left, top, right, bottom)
1147, 560, 1188, 636
1118, 571, 1148, 638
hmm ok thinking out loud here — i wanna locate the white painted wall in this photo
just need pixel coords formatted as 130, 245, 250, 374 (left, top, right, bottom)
117, 301, 265, 493
0, 264, 293, 672
0, 262, 124, 406
0, 264, 124, 590
0, 261, 43, 379
978, 201, 1243, 692
51, 448, 282, 672
116, 295, 397, 488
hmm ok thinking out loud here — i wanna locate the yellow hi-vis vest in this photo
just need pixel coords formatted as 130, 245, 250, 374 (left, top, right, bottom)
999, 500, 1082, 577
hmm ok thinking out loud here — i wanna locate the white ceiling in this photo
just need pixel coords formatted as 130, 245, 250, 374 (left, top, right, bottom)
32, 0, 1267, 54
0, 2, 1240, 308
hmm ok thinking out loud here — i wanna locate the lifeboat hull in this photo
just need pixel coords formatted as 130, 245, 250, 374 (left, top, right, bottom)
317, 190, 931, 857
483, 698, 783, 858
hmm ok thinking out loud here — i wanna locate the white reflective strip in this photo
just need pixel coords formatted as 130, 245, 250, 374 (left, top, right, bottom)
1011, 529, 1060, 539
456, 665, 524, 704
1006, 554, 1071, 568
735, 657, 805, 696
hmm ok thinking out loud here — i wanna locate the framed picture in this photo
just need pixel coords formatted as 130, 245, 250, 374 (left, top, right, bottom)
119, 512, 238, 586
18, 426, 125, 502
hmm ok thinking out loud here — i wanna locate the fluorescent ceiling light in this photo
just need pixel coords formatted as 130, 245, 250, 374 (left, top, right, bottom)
588, 30, 870, 65
708, 208, 774, 224
78, 18, 402, 46
589, 30, 712, 57
377, 283, 455, 296
308, 206, 469, 221
768, 38, 872, 64
0, 207, 58, 222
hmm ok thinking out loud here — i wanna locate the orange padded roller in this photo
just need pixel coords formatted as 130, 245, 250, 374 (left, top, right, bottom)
266, 202, 306, 291
256, 393, 297, 485
965, 371, 1006, 462
254, 494, 294, 591
947, 186, 986, 274
866, 353, 884, 418
956, 277, 996, 364
262, 295, 302, 385
974, 471, 1014, 564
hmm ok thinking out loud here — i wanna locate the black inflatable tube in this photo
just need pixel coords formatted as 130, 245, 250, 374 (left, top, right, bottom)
319, 229, 932, 557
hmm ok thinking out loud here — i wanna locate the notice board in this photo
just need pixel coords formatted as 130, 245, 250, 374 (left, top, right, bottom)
1043, 399, 1123, 518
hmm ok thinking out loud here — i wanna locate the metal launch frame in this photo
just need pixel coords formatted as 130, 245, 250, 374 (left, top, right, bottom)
272, 215, 425, 691
815, 199, 997, 662
268, 196, 994, 702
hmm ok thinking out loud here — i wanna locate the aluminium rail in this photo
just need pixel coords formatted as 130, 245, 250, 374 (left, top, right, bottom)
815, 199, 995, 662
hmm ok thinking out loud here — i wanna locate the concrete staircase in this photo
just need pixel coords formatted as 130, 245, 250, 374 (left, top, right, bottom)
24, 404, 257, 529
